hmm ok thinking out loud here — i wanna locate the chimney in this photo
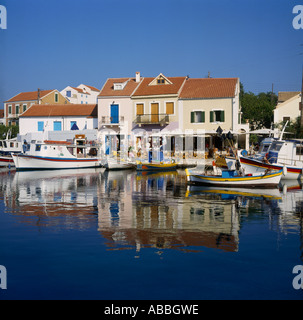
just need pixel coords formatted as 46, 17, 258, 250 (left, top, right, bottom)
136, 72, 140, 83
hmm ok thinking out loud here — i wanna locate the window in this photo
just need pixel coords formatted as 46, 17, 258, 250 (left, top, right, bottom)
157, 79, 165, 84
55, 92, 59, 102
166, 102, 174, 115
23, 104, 27, 112
53, 121, 62, 131
66, 90, 71, 97
210, 110, 225, 123
283, 116, 290, 122
8, 105, 12, 114
38, 121, 44, 132
35, 144, 41, 152
16, 105, 20, 114
70, 121, 77, 130
191, 111, 205, 123
136, 104, 144, 115
296, 145, 303, 155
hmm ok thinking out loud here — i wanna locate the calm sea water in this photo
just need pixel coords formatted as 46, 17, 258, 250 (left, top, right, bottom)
0, 167, 302, 300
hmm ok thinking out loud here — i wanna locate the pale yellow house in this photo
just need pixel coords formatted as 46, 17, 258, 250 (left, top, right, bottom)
178, 77, 249, 150
274, 92, 301, 124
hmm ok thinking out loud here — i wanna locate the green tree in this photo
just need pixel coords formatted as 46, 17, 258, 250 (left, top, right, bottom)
0, 125, 19, 140
240, 83, 277, 129
276, 117, 303, 139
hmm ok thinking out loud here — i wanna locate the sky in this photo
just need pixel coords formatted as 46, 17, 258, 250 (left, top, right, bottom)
0, 0, 303, 104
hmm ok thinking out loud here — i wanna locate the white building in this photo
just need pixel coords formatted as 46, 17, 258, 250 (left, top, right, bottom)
60, 84, 100, 104
18, 104, 98, 141
274, 92, 301, 124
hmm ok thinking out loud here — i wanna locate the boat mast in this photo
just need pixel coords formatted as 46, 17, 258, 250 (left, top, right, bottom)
279, 120, 289, 141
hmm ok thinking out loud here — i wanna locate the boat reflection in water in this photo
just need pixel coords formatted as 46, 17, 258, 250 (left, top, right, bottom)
7, 168, 101, 230
1, 168, 302, 256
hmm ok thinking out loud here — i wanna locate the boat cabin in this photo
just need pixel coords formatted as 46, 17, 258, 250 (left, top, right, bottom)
267, 139, 303, 167
23, 135, 99, 159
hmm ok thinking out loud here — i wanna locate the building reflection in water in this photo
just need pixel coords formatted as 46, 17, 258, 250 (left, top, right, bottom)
98, 170, 240, 254
0, 168, 302, 257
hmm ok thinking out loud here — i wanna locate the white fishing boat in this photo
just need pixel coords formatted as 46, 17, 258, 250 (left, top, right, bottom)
185, 168, 283, 188
11, 136, 102, 171
102, 157, 136, 170
237, 139, 303, 180
0, 132, 23, 167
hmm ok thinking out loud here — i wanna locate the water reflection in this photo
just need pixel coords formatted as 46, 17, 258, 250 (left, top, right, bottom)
0, 168, 302, 256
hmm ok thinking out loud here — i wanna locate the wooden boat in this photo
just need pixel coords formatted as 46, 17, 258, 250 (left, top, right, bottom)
12, 137, 102, 171
185, 168, 283, 188
136, 161, 177, 171
102, 157, 136, 170
186, 185, 282, 200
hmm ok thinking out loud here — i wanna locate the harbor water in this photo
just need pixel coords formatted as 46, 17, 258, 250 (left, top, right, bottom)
0, 167, 302, 300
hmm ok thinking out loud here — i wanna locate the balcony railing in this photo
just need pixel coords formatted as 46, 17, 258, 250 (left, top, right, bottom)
134, 114, 170, 126
99, 116, 125, 126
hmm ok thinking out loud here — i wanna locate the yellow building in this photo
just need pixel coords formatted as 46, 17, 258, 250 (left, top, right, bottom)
4, 89, 70, 126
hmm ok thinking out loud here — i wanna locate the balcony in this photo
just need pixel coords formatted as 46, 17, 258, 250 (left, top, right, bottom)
134, 114, 170, 126
99, 116, 125, 127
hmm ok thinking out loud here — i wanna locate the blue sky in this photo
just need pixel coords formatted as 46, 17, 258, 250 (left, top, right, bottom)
0, 0, 303, 104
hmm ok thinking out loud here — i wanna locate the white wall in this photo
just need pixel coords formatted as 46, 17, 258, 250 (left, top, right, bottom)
98, 97, 132, 136
19, 116, 98, 135
274, 94, 301, 124
61, 85, 99, 104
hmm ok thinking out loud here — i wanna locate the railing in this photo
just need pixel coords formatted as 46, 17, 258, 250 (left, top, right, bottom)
134, 114, 169, 126
99, 116, 125, 126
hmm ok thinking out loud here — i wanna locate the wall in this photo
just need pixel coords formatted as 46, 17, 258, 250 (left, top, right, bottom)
19, 116, 97, 135
40, 91, 70, 104
274, 95, 301, 124
181, 97, 234, 131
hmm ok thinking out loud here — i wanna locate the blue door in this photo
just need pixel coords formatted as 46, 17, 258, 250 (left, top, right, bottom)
111, 104, 119, 124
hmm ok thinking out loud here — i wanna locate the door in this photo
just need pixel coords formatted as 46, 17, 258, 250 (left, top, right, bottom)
151, 103, 159, 123
111, 104, 119, 124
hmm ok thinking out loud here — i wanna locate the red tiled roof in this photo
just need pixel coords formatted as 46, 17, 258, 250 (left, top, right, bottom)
179, 78, 238, 99
5, 90, 54, 103
20, 104, 97, 117
99, 78, 142, 97
84, 85, 100, 92
132, 77, 186, 96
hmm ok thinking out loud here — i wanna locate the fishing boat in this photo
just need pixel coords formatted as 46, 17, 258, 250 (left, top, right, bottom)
102, 157, 136, 170
237, 139, 303, 180
11, 136, 102, 171
185, 168, 283, 188
136, 161, 178, 171
0, 133, 23, 167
